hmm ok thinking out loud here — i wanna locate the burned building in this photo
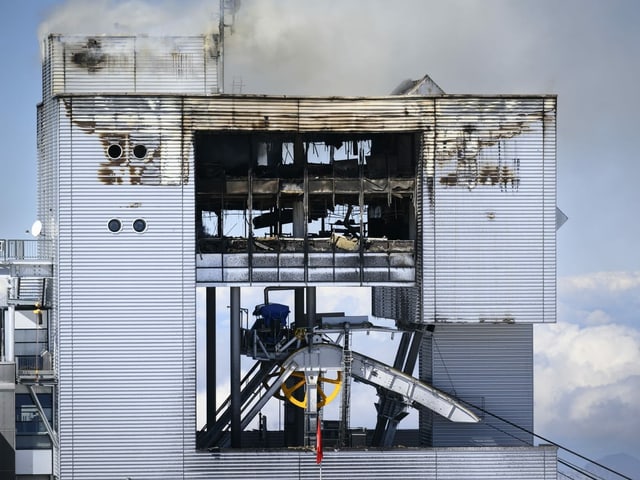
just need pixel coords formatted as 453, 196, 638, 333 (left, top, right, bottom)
0, 12, 558, 479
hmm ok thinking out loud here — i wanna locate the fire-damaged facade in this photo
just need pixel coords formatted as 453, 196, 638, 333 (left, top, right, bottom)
0, 27, 558, 479
190, 93, 556, 326
195, 130, 417, 285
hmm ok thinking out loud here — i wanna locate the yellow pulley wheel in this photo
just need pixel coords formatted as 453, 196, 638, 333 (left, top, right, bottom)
281, 370, 342, 409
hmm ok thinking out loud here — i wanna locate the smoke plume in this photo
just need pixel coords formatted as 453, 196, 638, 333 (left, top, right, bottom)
38, 0, 221, 42
39, 0, 540, 95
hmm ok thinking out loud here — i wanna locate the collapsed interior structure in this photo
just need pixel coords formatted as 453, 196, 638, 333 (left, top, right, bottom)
195, 131, 416, 283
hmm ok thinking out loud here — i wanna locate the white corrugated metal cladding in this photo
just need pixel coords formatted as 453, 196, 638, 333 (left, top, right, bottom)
185, 447, 557, 479
48, 35, 220, 95
56, 95, 195, 478
41, 33, 557, 480
426, 97, 556, 324
420, 324, 534, 447
45, 34, 206, 479
375, 96, 557, 325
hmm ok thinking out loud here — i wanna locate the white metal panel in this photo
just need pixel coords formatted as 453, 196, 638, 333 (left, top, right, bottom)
15, 449, 53, 475
55, 96, 195, 478
373, 97, 556, 324
135, 36, 220, 94
298, 97, 433, 131
425, 97, 557, 323
433, 447, 557, 480
48, 35, 220, 96
59, 36, 136, 93
420, 324, 534, 447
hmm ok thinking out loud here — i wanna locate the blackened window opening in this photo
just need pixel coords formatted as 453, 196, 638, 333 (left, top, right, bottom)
195, 132, 417, 256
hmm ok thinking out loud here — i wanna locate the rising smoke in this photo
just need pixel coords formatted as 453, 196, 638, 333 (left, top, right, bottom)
38, 0, 221, 39
39, 0, 532, 96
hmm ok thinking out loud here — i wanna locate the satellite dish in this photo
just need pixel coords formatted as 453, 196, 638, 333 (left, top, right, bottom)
31, 220, 43, 237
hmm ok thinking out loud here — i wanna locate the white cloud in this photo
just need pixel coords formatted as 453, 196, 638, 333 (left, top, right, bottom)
560, 271, 640, 295
558, 272, 640, 328
583, 309, 612, 326
535, 320, 640, 459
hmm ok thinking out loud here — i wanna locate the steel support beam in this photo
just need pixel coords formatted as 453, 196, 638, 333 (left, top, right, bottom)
306, 287, 316, 328
230, 287, 241, 447
206, 287, 216, 428
4, 305, 15, 362
372, 328, 429, 446
27, 385, 58, 449
285, 288, 306, 446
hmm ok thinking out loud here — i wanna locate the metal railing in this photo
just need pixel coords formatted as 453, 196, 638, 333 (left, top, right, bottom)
17, 355, 50, 372
0, 239, 51, 263
16, 353, 57, 384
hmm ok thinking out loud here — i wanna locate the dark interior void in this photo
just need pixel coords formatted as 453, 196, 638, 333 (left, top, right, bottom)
195, 132, 417, 254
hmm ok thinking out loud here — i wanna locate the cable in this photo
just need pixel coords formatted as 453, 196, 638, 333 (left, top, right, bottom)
480, 414, 533, 447
557, 470, 578, 480
480, 420, 605, 480
457, 397, 632, 480
431, 336, 456, 396
431, 338, 632, 480
557, 458, 604, 480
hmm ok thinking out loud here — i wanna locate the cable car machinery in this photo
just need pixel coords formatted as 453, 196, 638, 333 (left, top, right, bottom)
196, 287, 479, 450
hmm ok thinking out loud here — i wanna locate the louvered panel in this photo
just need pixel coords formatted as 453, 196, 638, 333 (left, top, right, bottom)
371, 285, 419, 323
371, 286, 391, 319
48, 35, 219, 95
420, 324, 533, 447
56, 96, 195, 478
184, 447, 556, 479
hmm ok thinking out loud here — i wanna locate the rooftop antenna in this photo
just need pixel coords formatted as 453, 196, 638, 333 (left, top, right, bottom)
232, 76, 245, 94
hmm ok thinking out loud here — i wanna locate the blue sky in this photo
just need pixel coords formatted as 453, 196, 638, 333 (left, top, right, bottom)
2, 0, 639, 469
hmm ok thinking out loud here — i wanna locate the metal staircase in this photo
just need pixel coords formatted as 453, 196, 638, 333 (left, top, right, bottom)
1, 238, 58, 451
197, 360, 278, 449
2, 239, 52, 306
13, 277, 47, 305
